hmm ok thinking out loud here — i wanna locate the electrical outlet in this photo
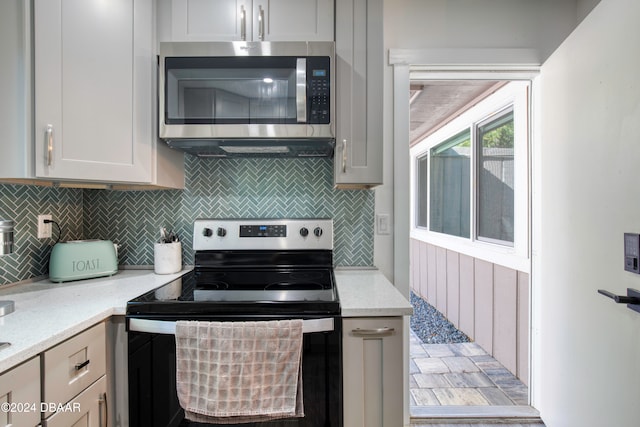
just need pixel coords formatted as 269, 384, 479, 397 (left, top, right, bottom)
37, 214, 52, 239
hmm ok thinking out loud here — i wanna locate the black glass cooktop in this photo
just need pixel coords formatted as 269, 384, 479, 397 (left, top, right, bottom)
127, 268, 339, 316
127, 249, 339, 316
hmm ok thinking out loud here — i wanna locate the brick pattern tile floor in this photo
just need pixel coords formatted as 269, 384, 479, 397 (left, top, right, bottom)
410, 329, 529, 407
411, 423, 546, 427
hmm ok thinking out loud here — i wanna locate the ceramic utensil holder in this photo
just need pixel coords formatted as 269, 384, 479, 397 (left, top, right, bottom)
154, 242, 182, 274
0, 219, 14, 256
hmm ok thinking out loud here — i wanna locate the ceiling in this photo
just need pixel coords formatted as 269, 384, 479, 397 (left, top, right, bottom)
409, 80, 500, 146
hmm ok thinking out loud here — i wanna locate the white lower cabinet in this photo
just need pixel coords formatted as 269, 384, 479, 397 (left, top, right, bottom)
342, 317, 403, 427
0, 357, 41, 427
42, 322, 108, 427
42, 376, 107, 427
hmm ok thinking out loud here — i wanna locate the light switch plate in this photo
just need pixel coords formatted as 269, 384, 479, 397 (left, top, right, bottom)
376, 214, 390, 235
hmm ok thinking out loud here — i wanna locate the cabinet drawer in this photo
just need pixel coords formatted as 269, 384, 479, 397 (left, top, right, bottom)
43, 322, 106, 417
0, 357, 41, 427
43, 375, 107, 427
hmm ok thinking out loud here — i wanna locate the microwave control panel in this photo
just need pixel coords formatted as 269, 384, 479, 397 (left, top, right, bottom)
308, 57, 331, 124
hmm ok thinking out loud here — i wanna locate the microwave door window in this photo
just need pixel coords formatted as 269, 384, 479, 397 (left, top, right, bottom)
214, 89, 250, 120
248, 72, 296, 121
165, 58, 299, 124
181, 87, 217, 119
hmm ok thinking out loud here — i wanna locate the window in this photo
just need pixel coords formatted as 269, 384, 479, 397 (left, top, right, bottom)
416, 154, 429, 228
411, 81, 528, 264
429, 131, 470, 238
477, 108, 514, 245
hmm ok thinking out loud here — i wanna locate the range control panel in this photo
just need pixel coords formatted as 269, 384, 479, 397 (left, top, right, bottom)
240, 224, 287, 238
194, 219, 333, 251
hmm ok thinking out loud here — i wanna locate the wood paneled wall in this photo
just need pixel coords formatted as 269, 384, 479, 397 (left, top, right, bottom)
410, 238, 529, 385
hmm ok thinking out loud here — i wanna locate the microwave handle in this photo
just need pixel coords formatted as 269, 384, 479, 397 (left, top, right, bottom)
296, 58, 307, 123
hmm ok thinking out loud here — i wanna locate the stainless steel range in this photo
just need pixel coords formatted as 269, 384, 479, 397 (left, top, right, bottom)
126, 219, 342, 427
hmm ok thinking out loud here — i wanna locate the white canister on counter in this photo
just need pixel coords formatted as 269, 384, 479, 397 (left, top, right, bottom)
154, 241, 182, 274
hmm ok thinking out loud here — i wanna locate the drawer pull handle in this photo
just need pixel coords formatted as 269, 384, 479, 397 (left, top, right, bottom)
351, 327, 395, 337
99, 392, 108, 427
75, 359, 90, 370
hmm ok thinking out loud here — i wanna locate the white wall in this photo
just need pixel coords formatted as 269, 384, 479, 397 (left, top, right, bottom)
383, 0, 578, 59
577, 0, 602, 21
534, 0, 640, 425
376, 0, 580, 292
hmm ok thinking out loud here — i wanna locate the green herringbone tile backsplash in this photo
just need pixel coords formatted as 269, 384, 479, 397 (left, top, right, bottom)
84, 156, 374, 267
0, 156, 374, 286
0, 184, 83, 285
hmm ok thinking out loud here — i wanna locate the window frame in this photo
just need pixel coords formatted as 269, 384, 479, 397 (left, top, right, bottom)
475, 105, 515, 247
410, 81, 530, 271
428, 129, 471, 239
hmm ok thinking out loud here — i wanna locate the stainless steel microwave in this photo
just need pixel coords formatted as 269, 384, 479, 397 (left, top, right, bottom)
159, 41, 335, 157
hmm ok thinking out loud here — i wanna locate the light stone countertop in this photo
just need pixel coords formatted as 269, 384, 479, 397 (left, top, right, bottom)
0, 267, 411, 374
0, 269, 189, 374
334, 268, 413, 317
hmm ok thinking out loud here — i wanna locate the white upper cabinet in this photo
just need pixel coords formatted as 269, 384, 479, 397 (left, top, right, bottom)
171, 0, 246, 41
171, 0, 334, 42
34, 0, 156, 184
334, 0, 383, 188
0, 0, 184, 189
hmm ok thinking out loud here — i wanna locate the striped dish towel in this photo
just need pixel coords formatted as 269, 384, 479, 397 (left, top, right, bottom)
175, 319, 304, 424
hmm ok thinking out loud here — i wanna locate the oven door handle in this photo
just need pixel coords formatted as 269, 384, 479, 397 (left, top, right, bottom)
128, 317, 335, 335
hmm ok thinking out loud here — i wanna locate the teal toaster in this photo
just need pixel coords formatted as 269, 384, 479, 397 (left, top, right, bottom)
49, 240, 118, 283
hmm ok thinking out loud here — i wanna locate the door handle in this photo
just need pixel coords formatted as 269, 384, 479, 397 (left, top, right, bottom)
258, 5, 265, 40
341, 139, 348, 173
598, 289, 640, 304
240, 5, 246, 41
98, 392, 108, 427
598, 288, 640, 314
46, 124, 54, 166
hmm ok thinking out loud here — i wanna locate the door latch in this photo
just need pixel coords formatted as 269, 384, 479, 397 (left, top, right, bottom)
598, 288, 640, 314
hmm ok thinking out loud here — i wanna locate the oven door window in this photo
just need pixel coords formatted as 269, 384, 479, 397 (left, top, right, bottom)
165, 57, 301, 125
128, 327, 342, 427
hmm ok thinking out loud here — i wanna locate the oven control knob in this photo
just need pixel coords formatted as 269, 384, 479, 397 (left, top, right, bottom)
202, 227, 213, 237
299, 227, 309, 237
313, 227, 323, 237
217, 227, 227, 237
